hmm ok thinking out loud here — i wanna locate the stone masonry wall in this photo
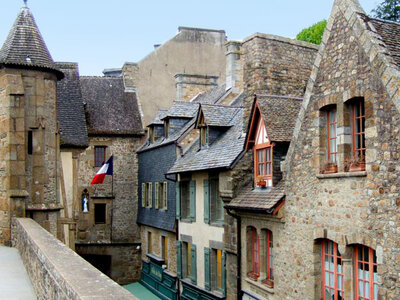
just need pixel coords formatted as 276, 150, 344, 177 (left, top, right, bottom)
12, 218, 136, 300
283, 6, 400, 300
242, 34, 318, 126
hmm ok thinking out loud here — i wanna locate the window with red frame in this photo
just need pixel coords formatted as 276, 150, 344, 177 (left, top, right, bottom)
355, 245, 378, 300
264, 230, 273, 284
256, 147, 272, 177
327, 108, 337, 164
249, 227, 260, 279
352, 99, 365, 162
322, 240, 343, 300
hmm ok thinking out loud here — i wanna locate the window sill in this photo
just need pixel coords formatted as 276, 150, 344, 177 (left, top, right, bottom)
245, 278, 274, 294
316, 171, 366, 179
210, 221, 224, 228
180, 218, 194, 223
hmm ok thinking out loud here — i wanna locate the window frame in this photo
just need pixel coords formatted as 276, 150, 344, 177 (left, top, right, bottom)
147, 231, 152, 254
321, 240, 344, 300
351, 99, 366, 163
94, 203, 106, 224
180, 180, 191, 220
94, 146, 107, 167
210, 178, 223, 224
161, 235, 168, 265
254, 143, 273, 186
326, 108, 338, 164
355, 245, 378, 300
265, 230, 273, 283
250, 227, 260, 279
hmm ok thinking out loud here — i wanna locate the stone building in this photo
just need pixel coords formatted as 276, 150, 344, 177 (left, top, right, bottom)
280, 0, 400, 299
120, 27, 227, 126
0, 4, 65, 245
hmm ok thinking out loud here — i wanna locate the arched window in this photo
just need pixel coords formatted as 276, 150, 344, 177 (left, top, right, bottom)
355, 245, 378, 300
322, 240, 343, 300
247, 227, 260, 279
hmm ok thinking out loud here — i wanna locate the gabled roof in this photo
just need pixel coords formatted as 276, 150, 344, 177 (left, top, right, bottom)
161, 101, 199, 119
80, 76, 144, 135
247, 95, 302, 148
197, 104, 240, 127
167, 106, 245, 174
56, 63, 89, 148
0, 6, 63, 79
225, 180, 285, 212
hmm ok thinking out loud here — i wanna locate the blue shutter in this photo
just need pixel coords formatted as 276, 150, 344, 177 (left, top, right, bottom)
176, 183, 180, 219
222, 251, 226, 296
176, 241, 182, 278
190, 244, 197, 285
189, 180, 196, 222
203, 180, 210, 224
204, 247, 211, 291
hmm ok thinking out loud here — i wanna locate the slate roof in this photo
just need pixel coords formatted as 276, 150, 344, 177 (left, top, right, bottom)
148, 109, 168, 126
80, 76, 144, 135
256, 95, 302, 142
191, 84, 228, 104
200, 104, 240, 127
161, 101, 199, 119
225, 180, 285, 212
0, 6, 63, 79
168, 106, 245, 174
56, 63, 89, 148
360, 14, 400, 69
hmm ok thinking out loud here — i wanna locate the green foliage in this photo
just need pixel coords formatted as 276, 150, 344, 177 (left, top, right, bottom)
296, 20, 327, 45
372, 0, 400, 22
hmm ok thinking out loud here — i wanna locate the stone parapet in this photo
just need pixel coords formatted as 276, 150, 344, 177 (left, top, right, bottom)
12, 218, 137, 300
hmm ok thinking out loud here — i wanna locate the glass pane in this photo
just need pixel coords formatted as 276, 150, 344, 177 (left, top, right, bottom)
358, 263, 363, 279
361, 101, 365, 116
359, 281, 364, 297
374, 284, 378, 299
266, 148, 271, 161
258, 164, 265, 176
266, 163, 271, 175
365, 281, 370, 298
329, 256, 334, 272
258, 149, 265, 163
355, 103, 360, 117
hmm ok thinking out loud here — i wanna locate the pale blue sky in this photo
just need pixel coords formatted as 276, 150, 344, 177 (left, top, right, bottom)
0, 0, 379, 75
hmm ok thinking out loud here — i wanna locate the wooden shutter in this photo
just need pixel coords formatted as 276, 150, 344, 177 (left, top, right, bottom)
163, 182, 168, 209
190, 244, 197, 285
176, 183, 181, 219
141, 183, 146, 207
148, 183, 153, 208
155, 182, 160, 209
176, 241, 182, 278
204, 247, 211, 291
222, 251, 226, 296
203, 180, 210, 224
189, 180, 196, 222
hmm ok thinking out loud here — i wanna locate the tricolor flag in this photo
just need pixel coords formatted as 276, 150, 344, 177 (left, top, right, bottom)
91, 155, 113, 185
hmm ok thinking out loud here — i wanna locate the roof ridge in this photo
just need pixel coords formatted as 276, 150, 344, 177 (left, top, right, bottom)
256, 94, 303, 100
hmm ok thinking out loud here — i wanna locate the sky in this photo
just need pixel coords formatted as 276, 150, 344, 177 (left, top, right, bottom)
0, 0, 380, 75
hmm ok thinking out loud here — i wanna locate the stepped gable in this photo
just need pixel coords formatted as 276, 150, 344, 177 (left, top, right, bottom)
255, 95, 302, 142
80, 76, 143, 135
56, 63, 89, 148
0, 6, 63, 79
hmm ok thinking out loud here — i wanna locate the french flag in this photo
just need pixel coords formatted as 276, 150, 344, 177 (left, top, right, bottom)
91, 156, 113, 185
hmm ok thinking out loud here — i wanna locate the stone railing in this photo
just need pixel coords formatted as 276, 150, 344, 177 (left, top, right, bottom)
12, 218, 137, 300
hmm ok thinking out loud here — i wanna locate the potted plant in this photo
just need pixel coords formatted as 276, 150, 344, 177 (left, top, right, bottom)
256, 176, 266, 187
323, 163, 338, 174
348, 153, 366, 172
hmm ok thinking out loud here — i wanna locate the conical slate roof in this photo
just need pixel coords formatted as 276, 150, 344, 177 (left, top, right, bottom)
0, 6, 63, 79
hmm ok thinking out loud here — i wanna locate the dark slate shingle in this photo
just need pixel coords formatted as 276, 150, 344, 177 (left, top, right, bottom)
56, 62, 89, 148
225, 180, 285, 211
0, 6, 63, 79
191, 84, 228, 104
256, 95, 302, 142
80, 76, 144, 135
200, 104, 241, 127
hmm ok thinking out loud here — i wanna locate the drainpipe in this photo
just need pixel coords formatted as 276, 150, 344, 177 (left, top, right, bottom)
226, 208, 242, 300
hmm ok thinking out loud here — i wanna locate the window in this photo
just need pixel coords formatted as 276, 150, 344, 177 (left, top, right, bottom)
254, 145, 273, 187
327, 108, 337, 164
351, 99, 365, 165
94, 203, 106, 224
210, 178, 223, 223
164, 120, 169, 138
141, 183, 153, 208
183, 242, 191, 279
180, 181, 191, 219
94, 146, 107, 167
155, 182, 168, 209
28, 130, 33, 155
201, 126, 208, 147
355, 245, 378, 300
263, 229, 273, 285
214, 249, 223, 291
322, 240, 343, 300
248, 227, 260, 279
147, 231, 152, 254
161, 236, 168, 265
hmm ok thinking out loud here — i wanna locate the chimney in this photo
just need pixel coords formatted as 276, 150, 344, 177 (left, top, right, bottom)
225, 41, 243, 94
174, 74, 219, 101
122, 62, 139, 92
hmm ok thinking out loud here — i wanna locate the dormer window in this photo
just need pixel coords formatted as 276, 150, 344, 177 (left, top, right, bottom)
200, 126, 208, 147
253, 117, 273, 187
148, 126, 154, 143
164, 119, 169, 138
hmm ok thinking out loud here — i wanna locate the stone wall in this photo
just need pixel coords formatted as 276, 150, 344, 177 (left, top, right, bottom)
12, 218, 136, 299
175, 74, 219, 101
283, 3, 400, 299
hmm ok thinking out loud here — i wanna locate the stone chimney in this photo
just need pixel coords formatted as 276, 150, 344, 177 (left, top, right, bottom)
225, 41, 243, 94
174, 74, 219, 101
122, 62, 139, 92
